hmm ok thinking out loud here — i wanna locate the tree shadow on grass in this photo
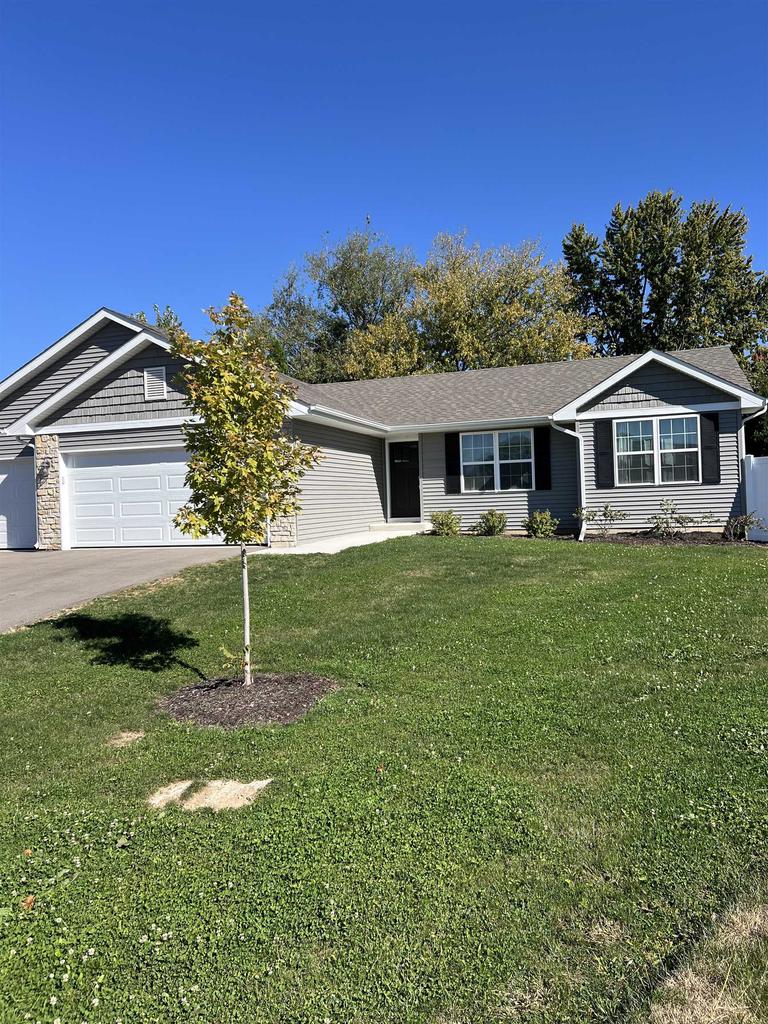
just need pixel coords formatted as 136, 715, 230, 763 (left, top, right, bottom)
54, 612, 206, 678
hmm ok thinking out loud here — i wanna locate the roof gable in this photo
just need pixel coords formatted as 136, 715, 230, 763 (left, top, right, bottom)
552, 349, 761, 421
3, 333, 172, 435
0, 308, 172, 407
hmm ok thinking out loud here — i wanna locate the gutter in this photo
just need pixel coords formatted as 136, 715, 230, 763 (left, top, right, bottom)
743, 400, 768, 429
551, 421, 587, 542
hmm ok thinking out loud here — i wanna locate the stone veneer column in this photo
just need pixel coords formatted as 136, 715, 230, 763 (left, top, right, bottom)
269, 514, 297, 547
34, 433, 62, 550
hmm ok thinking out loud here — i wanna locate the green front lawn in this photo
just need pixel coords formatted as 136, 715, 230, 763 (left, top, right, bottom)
1, 537, 767, 1023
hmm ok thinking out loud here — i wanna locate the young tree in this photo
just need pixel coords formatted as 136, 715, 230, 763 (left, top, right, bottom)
563, 190, 768, 356
172, 294, 318, 685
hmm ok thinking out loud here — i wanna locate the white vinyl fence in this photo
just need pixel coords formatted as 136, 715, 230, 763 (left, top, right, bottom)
743, 455, 768, 542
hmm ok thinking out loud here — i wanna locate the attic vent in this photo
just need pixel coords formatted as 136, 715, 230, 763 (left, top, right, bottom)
144, 365, 167, 401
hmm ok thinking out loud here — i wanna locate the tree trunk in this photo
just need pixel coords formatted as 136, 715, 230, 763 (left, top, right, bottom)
241, 542, 251, 686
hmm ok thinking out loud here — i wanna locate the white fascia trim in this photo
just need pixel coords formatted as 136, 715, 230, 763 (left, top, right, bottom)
0, 308, 156, 402
577, 400, 741, 420
292, 403, 389, 436
50, 416, 199, 434
291, 405, 554, 437
552, 350, 764, 421
413, 415, 551, 434
3, 333, 172, 435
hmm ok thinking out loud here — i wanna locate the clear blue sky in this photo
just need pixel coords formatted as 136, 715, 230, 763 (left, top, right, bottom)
1, 0, 766, 378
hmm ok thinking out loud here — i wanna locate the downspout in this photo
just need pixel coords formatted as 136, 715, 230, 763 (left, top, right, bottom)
742, 401, 768, 430
740, 401, 768, 515
552, 421, 587, 542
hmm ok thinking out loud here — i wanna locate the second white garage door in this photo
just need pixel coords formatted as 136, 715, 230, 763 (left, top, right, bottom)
63, 449, 223, 547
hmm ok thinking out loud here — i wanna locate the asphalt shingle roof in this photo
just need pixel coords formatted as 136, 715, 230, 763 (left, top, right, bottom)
290, 346, 755, 428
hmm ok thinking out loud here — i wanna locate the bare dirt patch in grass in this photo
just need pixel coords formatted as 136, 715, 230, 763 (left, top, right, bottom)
147, 778, 272, 811
716, 905, 768, 949
157, 672, 338, 728
650, 968, 757, 1024
147, 779, 194, 809
181, 778, 272, 811
106, 730, 145, 748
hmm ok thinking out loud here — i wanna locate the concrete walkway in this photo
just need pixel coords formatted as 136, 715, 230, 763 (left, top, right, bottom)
265, 523, 425, 555
0, 525, 425, 632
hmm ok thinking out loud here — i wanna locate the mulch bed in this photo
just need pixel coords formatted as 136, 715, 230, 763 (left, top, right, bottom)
584, 531, 757, 547
157, 672, 338, 729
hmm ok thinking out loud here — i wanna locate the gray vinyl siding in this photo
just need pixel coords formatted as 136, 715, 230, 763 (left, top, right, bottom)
293, 423, 386, 543
0, 323, 136, 459
59, 424, 187, 453
42, 346, 188, 427
581, 364, 730, 412
420, 427, 579, 532
578, 409, 743, 528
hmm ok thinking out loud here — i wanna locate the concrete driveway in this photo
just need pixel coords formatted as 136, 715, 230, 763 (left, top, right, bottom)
0, 547, 240, 632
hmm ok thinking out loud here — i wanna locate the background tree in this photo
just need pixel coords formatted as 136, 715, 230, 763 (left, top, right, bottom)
563, 190, 768, 452
267, 228, 588, 381
408, 234, 589, 372
263, 227, 417, 382
563, 190, 768, 357
172, 294, 317, 685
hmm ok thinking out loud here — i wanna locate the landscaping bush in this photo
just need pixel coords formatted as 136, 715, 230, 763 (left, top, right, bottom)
723, 511, 766, 542
575, 504, 630, 537
431, 510, 462, 536
649, 499, 714, 538
522, 509, 559, 538
473, 509, 508, 536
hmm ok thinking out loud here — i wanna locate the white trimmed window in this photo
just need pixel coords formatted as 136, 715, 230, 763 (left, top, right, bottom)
460, 429, 535, 492
143, 365, 168, 401
614, 414, 701, 486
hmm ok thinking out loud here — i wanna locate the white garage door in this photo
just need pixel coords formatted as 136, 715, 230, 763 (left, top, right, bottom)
64, 449, 223, 547
0, 459, 36, 549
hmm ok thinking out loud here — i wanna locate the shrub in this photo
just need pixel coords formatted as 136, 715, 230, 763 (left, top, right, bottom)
523, 509, 559, 538
431, 510, 462, 536
472, 509, 508, 536
649, 500, 715, 538
723, 511, 766, 542
575, 504, 630, 538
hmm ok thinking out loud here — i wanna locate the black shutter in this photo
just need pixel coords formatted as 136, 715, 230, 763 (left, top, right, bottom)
700, 412, 720, 484
595, 420, 615, 489
445, 433, 461, 494
533, 426, 551, 489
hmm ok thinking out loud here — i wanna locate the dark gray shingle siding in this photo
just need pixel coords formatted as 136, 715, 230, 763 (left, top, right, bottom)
42, 346, 189, 426
583, 363, 730, 412
578, 409, 743, 527
0, 323, 136, 458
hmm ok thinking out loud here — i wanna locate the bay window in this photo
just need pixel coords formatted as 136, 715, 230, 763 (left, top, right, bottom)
460, 429, 535, 492
614, 415, 701, 486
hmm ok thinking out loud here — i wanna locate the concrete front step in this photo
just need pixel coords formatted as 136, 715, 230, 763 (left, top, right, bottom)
369, 521, 423, 532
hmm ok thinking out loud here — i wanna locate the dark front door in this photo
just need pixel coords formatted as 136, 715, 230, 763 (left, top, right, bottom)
389, 441, 420, 519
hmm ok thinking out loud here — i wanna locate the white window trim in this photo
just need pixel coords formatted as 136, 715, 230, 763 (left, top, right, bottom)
144, 365, 168, 401
613, 413, 702, 488
459, 428, 536, 493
